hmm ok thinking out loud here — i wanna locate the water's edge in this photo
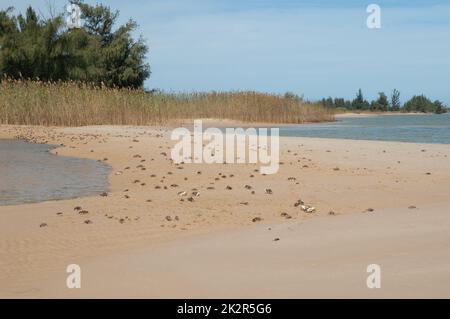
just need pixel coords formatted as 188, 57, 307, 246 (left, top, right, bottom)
0, 139, 111, 206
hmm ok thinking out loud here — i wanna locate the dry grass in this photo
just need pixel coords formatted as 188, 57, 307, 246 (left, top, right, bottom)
0, 80, 334, 126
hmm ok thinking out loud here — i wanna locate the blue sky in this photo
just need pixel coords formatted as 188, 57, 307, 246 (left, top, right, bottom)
2, 0, 450, 105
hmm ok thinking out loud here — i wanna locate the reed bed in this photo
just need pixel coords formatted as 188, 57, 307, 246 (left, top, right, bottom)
0, 80, 334, 126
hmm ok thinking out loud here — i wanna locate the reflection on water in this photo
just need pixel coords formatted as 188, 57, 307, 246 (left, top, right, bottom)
0, 140, 110, 206
280, 114, 450, 144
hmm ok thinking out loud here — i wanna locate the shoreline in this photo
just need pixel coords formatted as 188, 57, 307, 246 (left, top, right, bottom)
1, 124, 450, 298
334, 111, 440, 118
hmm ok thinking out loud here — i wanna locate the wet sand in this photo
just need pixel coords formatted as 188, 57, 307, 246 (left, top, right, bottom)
0, 124, 449, 298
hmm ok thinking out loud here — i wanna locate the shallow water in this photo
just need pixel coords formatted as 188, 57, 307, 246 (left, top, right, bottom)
280, 113, 450, 144
0, 140, 111, 206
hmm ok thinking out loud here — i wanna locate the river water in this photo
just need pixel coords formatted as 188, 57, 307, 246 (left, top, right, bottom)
280, 113, 450, 144
0, 140, 110, 206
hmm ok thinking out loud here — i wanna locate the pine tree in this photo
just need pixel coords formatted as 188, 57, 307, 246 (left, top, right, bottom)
352, 89, 369, 110
391, 89, 401, 111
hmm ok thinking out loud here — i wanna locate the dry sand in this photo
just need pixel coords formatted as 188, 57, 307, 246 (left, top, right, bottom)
0, 124, 449, 298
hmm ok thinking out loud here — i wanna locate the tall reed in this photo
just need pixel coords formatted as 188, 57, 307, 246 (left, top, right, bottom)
0, 79, 334, 126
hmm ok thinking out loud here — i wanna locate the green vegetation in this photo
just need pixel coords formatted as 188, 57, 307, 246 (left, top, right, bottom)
0, 2, 149, 88
403, 95, 447, 114
370, 92, 389, 112
351, 89, 370, 110
321, 89, 447, 114
391, 89, 401, 112
0, 80, 334, 126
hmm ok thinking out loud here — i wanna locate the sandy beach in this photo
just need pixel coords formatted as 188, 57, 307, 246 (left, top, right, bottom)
1, 124, 449, 298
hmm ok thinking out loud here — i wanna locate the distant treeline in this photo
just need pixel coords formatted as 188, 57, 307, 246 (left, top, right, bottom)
0, 2, 150, 88
320, 89, 447, 114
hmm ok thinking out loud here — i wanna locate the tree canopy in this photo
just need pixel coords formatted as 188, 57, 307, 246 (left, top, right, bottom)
370, 92, 389, 112
0, 2, 150, 88
351, 89, 370, 110
404, 95, 447, 114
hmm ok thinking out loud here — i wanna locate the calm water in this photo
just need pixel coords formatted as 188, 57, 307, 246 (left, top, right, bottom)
0, 140, 111, 206
280, 114, 450, 144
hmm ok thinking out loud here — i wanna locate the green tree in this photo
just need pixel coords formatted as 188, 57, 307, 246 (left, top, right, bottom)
390, 89, 401, 111
371, 92, 389, 112
0, 3, 150, 88
325, 97, 334, 108
0, 7, 70, 81
320, 97, 334, 108
334, 98, 346, 109
73, 1, 150, 88
433, 100, 447, 114
344, 100, 352, 109
402, 95, 444, 113
351, 89, 369, 110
